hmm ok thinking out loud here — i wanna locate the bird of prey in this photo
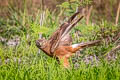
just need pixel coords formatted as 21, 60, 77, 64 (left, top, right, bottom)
36, 12, 100, 68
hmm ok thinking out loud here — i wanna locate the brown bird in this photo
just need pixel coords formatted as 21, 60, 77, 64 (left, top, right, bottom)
36, 12, 100, 68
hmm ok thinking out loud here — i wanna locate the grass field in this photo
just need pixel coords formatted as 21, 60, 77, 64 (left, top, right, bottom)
0, 48, 120, 80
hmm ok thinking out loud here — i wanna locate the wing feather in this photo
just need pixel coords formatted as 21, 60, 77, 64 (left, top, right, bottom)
48, 12, 84, 53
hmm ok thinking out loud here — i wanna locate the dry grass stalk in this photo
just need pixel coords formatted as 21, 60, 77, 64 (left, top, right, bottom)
86, 6, 93, 25
115, 2, 120, 25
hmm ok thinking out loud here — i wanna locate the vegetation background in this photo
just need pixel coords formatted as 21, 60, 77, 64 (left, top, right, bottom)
0, 0, 120, 80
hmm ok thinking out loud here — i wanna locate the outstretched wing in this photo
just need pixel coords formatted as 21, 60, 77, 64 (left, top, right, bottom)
48, 12, 84, 53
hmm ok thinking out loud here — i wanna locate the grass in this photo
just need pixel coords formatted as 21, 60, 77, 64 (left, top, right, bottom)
0, 50, 120, 80
0, 5, 120, 80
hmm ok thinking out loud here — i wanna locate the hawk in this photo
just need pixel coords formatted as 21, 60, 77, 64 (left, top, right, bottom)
36, 12, 100, 68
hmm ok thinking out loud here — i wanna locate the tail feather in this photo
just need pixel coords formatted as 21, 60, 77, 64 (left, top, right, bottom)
72, 40, 101, 53
79, 40, 101, 48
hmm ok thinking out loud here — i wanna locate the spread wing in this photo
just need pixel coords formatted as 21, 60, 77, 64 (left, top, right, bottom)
48, 12, 84, 53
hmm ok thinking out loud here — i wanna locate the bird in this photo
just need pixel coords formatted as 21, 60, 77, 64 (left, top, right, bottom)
36, 12, 100, 68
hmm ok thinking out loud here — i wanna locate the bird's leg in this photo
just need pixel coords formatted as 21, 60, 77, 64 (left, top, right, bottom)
58, 56, 70, 68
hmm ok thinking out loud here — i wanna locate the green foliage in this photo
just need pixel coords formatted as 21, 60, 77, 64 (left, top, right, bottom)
57, 0, 92, 16
0, 51, 120, 80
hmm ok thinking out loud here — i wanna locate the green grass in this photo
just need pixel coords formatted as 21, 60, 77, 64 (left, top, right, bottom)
0, 48, 120, 80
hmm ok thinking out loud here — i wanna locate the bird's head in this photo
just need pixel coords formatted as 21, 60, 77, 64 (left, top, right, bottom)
36, 39, 47, 48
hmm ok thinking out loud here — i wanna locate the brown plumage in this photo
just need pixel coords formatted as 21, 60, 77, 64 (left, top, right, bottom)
36, 12, 100, 68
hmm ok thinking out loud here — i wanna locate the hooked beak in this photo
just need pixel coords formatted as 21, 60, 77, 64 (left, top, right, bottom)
36, 40, 41, 48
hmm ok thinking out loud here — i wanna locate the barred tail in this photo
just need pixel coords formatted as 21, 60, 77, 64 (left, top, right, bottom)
72, 40, 101, 53
79, 40, 101, 48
